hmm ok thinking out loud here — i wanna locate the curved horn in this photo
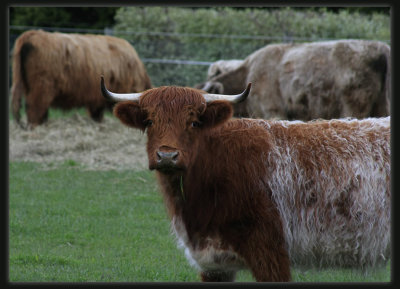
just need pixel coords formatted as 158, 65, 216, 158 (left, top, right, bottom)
100, 76, 142, 102
203, 82, 252, 103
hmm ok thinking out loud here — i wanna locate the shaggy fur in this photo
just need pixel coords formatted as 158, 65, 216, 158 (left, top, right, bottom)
111, 86, 390, 282
11, 29, 152, 128
199, 40, 390, 120
251, 117, 390, 269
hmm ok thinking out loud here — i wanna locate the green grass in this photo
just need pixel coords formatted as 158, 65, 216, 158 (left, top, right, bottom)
9, 161, 197, 282
9, 161, 391, 282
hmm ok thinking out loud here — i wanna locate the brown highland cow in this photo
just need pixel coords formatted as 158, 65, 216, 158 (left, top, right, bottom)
11, 29, 152, 128
101, 77, 390, 282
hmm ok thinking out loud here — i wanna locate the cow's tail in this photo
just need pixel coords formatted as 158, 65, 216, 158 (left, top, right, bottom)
11, 34, 32, 125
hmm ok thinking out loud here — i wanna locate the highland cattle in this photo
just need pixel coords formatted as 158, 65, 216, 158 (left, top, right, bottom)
199, 40, 390, 120
11, 29, 152, 128
101, 76, 390, 282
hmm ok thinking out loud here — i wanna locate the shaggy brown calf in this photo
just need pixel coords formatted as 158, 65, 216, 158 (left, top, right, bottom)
101, 77, 390, 282
11, 30, 152, 128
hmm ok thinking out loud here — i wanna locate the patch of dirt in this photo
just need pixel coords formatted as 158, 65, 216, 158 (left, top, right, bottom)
9, 113, 149, 171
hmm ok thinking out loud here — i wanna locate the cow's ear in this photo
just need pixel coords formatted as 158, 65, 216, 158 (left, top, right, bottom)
200, 100, 233, 129
113, 101, 147, 131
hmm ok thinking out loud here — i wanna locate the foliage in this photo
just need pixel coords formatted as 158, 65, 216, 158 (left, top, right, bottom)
9, 161, 391, 282
113, 7, 390, 87
9, 7, 118, 29
10, 7, 71, 28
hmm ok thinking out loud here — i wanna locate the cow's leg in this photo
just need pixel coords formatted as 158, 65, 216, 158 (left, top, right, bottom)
88, 106, 104, 122
42, 110, 49, 123
235, 213, 291, 281
200, 270, 236, 282
241, 233, 291, 281
245, 248, 291, 282
25, 93, 50, 128
24, 78, 54, 128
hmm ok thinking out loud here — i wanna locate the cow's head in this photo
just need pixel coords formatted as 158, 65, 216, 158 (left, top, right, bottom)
101, 76, 251, 174
195, 81, 225, 94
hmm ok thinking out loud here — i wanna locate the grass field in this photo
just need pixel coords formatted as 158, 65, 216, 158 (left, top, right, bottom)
8, 161, 391, 283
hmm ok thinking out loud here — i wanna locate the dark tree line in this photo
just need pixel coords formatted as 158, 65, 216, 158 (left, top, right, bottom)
10, 7, 119, 29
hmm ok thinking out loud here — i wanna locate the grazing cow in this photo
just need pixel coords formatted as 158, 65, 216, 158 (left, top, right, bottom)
11, 29, 152, 128
101, 77, 390, 282
196, 59, 244, 94
199, 40, 390, 120
206, 59, 244, 80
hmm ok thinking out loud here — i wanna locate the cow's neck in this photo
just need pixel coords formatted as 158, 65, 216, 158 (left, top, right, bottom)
156, 151, 223, 240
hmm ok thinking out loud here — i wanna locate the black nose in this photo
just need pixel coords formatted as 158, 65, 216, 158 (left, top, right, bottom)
156, 151, 179, 163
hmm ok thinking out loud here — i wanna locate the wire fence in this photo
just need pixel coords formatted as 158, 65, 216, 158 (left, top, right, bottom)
9, 25, 391, 87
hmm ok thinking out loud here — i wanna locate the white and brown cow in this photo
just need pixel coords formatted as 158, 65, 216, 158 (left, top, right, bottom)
101, 77, 390, 282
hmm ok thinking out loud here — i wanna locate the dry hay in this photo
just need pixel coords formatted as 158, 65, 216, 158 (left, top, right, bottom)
9, 113, 149, 171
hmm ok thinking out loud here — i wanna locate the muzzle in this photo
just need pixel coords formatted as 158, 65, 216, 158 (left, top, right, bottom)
150, 146, 183, 173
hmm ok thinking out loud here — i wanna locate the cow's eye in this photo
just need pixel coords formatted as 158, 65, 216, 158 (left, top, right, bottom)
144, 119, 153, 127
191, 121, 201, 128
